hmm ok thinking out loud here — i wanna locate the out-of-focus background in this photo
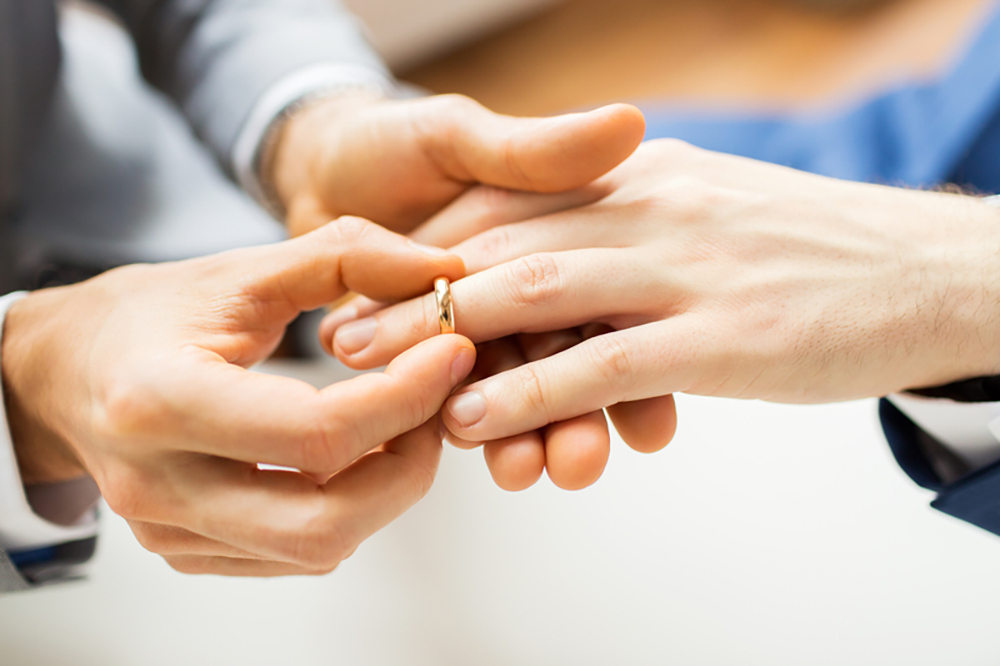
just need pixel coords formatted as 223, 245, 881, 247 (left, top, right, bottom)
3, 0, 1000, 664
351, 0, 991, 115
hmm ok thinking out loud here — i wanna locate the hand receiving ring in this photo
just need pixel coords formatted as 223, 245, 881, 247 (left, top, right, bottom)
435, 277, 455, 335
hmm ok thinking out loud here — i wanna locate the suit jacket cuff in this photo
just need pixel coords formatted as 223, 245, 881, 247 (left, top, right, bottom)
880, 398, 1000, 536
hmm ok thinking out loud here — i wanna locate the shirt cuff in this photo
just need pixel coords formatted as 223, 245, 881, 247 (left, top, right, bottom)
887, 393, 1000, 470
0, 292, 99, 553
231, 63, 398, 217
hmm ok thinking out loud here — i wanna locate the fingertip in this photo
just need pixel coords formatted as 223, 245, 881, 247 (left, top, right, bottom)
319, 306, 358, 356
606, 396, 677, 454
543, 411, 610, 491
483, 432, 546, 492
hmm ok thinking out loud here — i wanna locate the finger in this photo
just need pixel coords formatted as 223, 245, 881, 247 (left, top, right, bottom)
137, 417, 444, 569
450, 206, 651, 273
541, 410, 610, 491
163, 555, 332, 578
517, 330, 584, 362
130, 522, 267, 559
320, 295, 386, 352
222, 215, 465, 318
128, 334, 473, 473
483, 432, 546, 492
409, 183, 610, 249
442, 318, 708, 442
322, 199, 631, 345
606, 396, 678, 454
329, 249, 663, 369
415, 97, 645, 195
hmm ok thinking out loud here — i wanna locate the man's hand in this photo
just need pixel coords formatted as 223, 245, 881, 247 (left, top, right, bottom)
269, 93, 646, 240
1, 218, 474, 576
320, 141, 1000, 491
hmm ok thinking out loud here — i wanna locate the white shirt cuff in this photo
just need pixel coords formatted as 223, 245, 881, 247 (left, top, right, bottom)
887, 393, 1000, 469
0, 292, 99, 552
232, 63, 398, 216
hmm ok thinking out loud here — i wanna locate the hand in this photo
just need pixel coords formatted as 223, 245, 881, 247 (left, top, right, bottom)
270, 93, 646, 240
2, 218, 474, 576
320, 140, 1000, 490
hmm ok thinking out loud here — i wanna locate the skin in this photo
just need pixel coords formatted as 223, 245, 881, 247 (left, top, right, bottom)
3, 93, 646, 577
270, 93, 647, 239
3, 219, 474, 577
323, 139, 1000, 491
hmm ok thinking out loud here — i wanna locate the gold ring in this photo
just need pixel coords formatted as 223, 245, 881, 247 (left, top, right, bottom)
434, 277, 455, 335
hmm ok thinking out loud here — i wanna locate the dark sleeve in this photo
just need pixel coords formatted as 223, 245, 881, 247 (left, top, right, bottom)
880, 399, 1000, 536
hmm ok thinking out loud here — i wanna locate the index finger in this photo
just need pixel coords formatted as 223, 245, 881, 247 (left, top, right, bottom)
106, 334, 475, 474
324, 249, 657, 368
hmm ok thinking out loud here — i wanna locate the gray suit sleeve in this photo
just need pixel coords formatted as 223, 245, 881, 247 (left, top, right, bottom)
94, 0, 389, 172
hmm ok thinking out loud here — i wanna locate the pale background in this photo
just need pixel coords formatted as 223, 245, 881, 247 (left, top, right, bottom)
3, 0, 1000, 664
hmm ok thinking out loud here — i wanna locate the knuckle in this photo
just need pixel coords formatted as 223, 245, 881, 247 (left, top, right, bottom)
587, 335, 635, 396
432, 93, 478, 115
325, 215, 373, 246
286, 504, 351, 570
297, 411, 345, 474
130, 524, 163, 554
102, 469, 153, 521
97, 377, 168, 438
400, 452, 439, 501
470, 225, 515, 261
519, 365, 552, 421
506, 254, 564, 308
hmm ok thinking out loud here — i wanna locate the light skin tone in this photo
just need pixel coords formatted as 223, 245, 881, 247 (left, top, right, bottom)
270, 93, 647, 239
3, 95, 644, 577
324, 139, 1000, 492
3, 219, 474, 577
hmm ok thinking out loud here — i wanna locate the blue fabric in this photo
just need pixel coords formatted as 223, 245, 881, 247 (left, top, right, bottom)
640, 6, 1000, 536
8, 546, 57, 567
641, 4, 1000, 194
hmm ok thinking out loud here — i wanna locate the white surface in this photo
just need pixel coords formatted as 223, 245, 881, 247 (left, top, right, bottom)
2, 358, 1000, 665
342, 0, 559, 69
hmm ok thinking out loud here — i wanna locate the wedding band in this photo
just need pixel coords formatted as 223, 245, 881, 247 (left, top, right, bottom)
434, 277, 455, 335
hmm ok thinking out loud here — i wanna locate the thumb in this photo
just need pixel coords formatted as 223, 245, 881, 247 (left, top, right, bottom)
420, 97, 646, 193
233, 216, 465, 314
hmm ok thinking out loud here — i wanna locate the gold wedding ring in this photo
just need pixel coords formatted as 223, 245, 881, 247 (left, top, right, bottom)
434, 277, 455, 335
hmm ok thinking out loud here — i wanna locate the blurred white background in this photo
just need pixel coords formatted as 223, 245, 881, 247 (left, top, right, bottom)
2, 359, 1000, 665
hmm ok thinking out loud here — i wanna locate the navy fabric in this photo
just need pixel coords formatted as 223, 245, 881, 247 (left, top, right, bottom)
640, 6, 1000, 535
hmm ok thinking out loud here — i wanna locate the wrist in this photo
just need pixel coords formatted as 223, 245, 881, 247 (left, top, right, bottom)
2, 291, 87, 485
920, 194, 1000, 384
267, 92, 386, 218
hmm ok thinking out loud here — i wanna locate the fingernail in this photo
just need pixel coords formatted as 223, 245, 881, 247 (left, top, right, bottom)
335, 317, 377, 355
447, 391, 487, 428
408, 240, 450, 256
323, 304, 359, 333
450, 347, 476, 386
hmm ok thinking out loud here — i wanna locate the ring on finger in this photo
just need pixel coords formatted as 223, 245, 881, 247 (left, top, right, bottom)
435, 277, 456, 335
